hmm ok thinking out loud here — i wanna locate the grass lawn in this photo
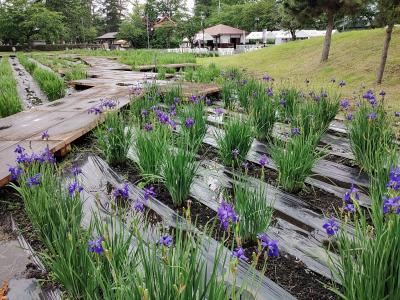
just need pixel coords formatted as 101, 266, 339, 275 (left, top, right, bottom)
199, 28, 400, 113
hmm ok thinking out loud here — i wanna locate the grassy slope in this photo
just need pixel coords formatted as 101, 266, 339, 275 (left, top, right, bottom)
199, 28, 400, 112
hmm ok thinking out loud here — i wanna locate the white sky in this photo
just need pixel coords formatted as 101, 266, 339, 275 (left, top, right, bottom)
128, 0, 195, 14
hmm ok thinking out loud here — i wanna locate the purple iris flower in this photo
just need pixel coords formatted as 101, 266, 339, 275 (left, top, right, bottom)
340, 99, 350, 110
170, 105, 176, 116
367, 112, 377, 120
88, 237, 104, 254
279, 99, 286, 107
257, 233, 279, 257
144, 123, 153, 132
9, 165, 23, 181
133, 200, 145, 212
14, 145, 25, 154
71, 166, 82, 176
320, 91, 328, 98
395, 112, 400, 117
68, 181, 83, 197
40, 147, 56, 163
231, 149, 240, 159
263, 74, 272, 81
259, 154, 268, 167
379, 90, 386, 97
41, 130, 49, 140
88, 106, 103, 115
185, 117, 195, 129
232, 247, 248, 261
214, 108, 224, 116
322, 217, 340, 236
291, 127, 301, 136
157, 235, 173, 247
338, 80, 346, 87
266, 87, 273, 97
144, 186, 156, 200
158, 112, 170, 124
113, 183, 129, 199
173, 97, 181, 104
205, 97, 212, 106
217, 201, 238, 230
189, 95, 198, 103
168, 119, 176, 130
343, 203, 355, 212
242, 161, 249, 170
387, 167, 400, 191
101, 99, 117, 109
346, 114, 353, 121
383, 196, 400, 215
141, 109, 149, 117
26, 173, 41, 187
343, 184, 360, 202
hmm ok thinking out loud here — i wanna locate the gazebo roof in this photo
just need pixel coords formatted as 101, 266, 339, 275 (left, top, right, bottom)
96, 32, 118, 39
204, 24, 245, 36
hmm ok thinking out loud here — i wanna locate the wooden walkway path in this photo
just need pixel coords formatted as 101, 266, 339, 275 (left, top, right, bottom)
0, 57, 220, 187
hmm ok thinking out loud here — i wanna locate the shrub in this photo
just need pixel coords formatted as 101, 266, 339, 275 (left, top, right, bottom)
178, 101, 207, 153
348, 103, 395, 174
64, 64, 87, 81
270, 132, 326, 192
95, 111, 133, 165
32, 67, 66, 101
163, 144, 199, 207
237, 79, 261, 112
0, 58, 22, 117
221, 80, 236, 109
216, 117, 253, 167
135, 124, 171, 178
250, 90, 276, 141
233, 180, 273, 242
278, 88, 302, 121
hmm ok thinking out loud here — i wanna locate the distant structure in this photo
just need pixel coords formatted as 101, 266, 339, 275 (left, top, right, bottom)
246, 29, 337, 45
95, 32, 129, 49
195, 24, 246, 49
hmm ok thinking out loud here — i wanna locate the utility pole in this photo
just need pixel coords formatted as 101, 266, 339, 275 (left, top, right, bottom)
201, 13, 205, 49
146, 14, 150, 49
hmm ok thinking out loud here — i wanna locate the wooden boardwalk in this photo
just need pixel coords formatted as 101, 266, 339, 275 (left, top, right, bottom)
0, 57, 220, 187
136, 63, 197, 72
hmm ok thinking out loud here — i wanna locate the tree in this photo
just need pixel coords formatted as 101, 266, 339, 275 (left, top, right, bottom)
117, 4, 147, 48
176, 15, 202, 48
284, 0, 367, 62
103, 0, 123, 31
375, 0, 400, 84
278, 3, 301, 40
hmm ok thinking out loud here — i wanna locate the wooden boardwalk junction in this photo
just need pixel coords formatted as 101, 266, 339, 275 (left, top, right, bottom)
0, 57, 220, 187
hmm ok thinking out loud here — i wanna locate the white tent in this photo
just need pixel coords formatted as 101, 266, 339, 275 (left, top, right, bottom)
245, 32, 263, 41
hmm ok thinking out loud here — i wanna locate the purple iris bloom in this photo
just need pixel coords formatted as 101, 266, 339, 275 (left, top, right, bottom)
383, 196, 400, 215
173, 97, 181, 104
88, 237, 104, 254
387, 167, 400, 191
217, 201, 238, 230
340, 99, 350, 110
144, 186, 156, 200
26, 173, 41, 187
168, 119, 177, 130
40, 147, 56, 163
214, 108, 224, 116
259, 154, 268, 167
395, 112, 400, 117
263, 74, 272, 81
232, 247, 248, 261
205, 97, 212, 106
320, 91, 328, 98
157, 235, 173, 247
170, 105, 176, 116
141, 109, 149, 117
231, 149, 240, 159
189, 95, 198, 103
144, 123, 153, 132
257, 233, 279, 257
291, 127, 301, 136
9, 165, 23, 181
133, 200, 145, 212
343, 184, 360, 202
158, 112, 169, 124
88, 106, 103, 115
101, 99, 117, 109
14, 144, 25, 154
322, 217, 340, 236
16, 152, 30, 164
185, 117, 195, 129
367, 112, 377, 120
379, 90, 386, 97
346, 114, 353, 121
343, 203, 355, 212
266, 87, 273, 97
113, 183, 129, 199
314, 95, 321, 102
279, 99, 286, 107
242, 161, 249, 170
41, 130, 49, 140
338, 80, 346, 87
71, 166, 82, 176
68, 181, 83, 197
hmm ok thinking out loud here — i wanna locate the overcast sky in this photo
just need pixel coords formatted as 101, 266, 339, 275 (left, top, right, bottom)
128, 0, 195, 14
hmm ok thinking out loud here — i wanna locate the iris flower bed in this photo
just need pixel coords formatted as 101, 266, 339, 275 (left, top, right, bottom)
0, 57, 22, 117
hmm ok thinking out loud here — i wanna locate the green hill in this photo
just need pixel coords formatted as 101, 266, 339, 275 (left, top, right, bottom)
200, 28, 400, 112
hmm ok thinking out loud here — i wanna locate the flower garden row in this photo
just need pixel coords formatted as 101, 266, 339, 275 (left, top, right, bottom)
6, 66, 400, 299
0, 56, 22, 117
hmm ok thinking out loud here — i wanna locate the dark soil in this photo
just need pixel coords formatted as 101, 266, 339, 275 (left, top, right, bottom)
325, 154, 357, 168
108, 152, 338, 300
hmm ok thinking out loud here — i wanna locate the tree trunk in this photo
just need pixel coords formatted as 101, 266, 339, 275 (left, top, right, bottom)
290, 29, 296, 41
376, 23, 394, 84
321, 10, 334, 62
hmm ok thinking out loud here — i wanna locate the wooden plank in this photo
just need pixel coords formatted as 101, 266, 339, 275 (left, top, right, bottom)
136, 63, 197, 71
